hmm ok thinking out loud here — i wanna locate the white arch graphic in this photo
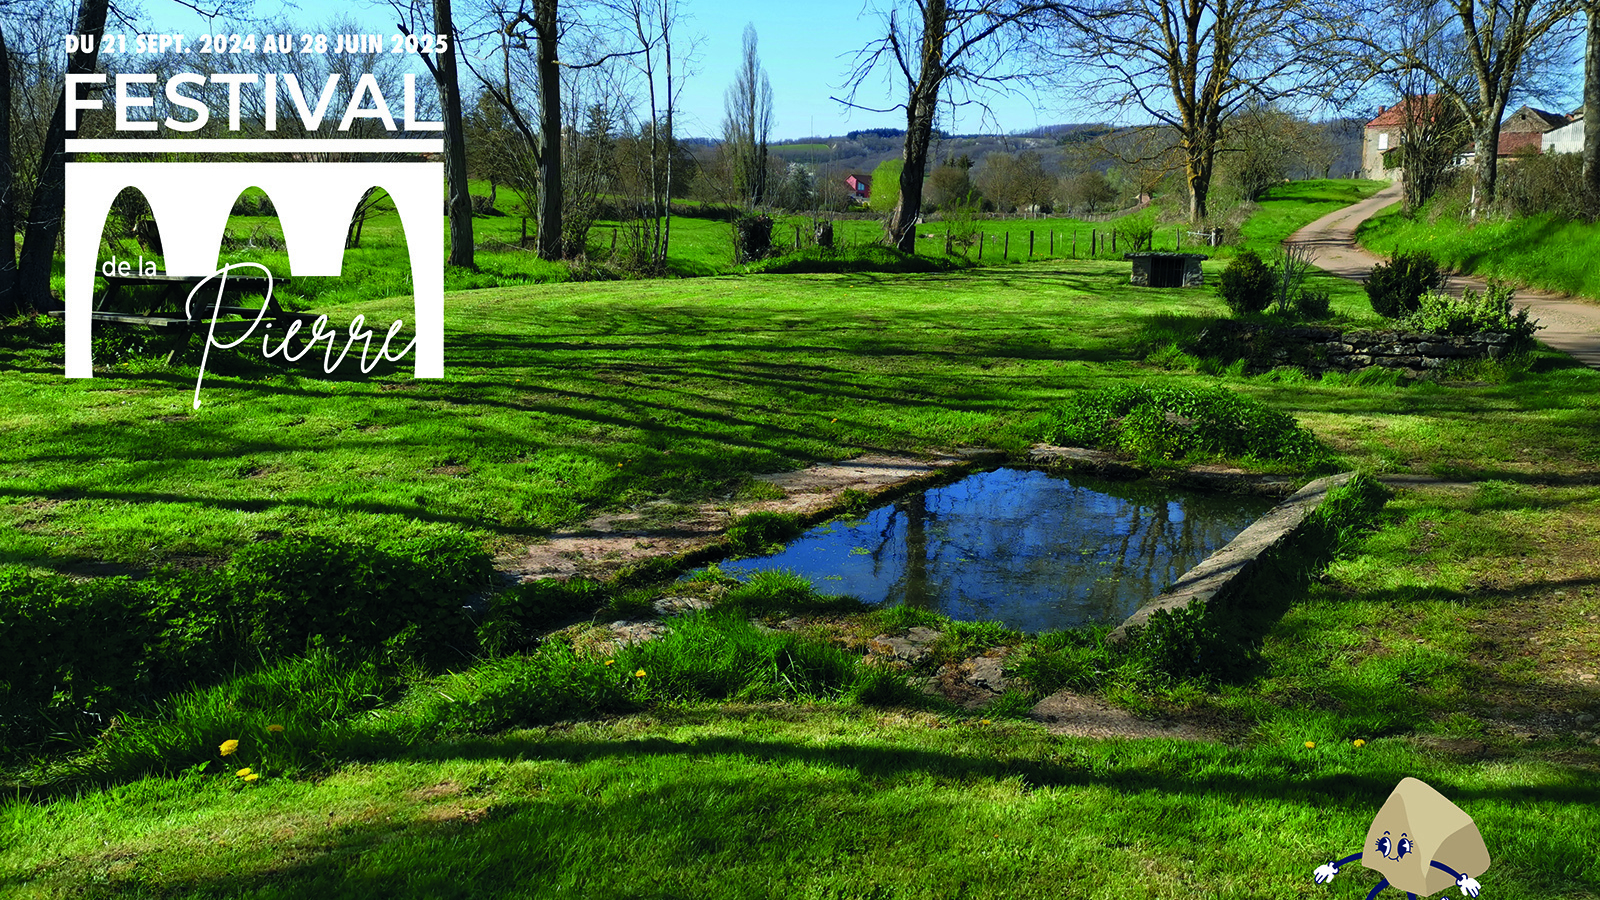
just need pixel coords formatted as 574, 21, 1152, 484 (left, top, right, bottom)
64, 161, 443, 379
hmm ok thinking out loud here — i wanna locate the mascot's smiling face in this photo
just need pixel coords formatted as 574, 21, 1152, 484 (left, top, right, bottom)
1361, 778, 1491, 895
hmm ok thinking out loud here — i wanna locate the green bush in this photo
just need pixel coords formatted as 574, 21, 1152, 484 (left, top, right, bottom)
1036, 384, 1329, 465
477, 577, 606, 656
0, 569, 159, 725
1215, 250, 1276, 315
1399, 281, 1541, 347
1293, 287, 1332, 319
232, 532, 492, 664
1365, 251, 1442, 318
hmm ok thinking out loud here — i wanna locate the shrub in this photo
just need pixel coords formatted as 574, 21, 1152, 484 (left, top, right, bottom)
1496, 151, 1600, 221
1215, 250, 1276, 315
1036, 384, 1329, 465
477, 578, 606, 656
731, 213, 775, 263
1399, 281, 1541, 348
1293, 287, 1332, 319
232, 533, 492, 664
1365, 251, 1442, 318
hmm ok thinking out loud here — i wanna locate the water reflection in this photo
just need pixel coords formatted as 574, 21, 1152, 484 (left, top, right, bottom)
715, 467, 1276, 633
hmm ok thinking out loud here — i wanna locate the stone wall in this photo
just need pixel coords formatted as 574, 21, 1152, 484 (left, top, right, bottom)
1108, 472, 1356, 643
1193, 322, 1517, 378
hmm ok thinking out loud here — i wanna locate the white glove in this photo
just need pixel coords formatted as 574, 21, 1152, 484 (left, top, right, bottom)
1457, 874, 1481, 898
1314, 864, 1339, 884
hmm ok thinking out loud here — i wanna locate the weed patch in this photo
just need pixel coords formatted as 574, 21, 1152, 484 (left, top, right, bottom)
1035, 384, 1331, 467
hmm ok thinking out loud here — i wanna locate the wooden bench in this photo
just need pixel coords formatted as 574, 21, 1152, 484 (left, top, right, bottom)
49, 273, 317, 364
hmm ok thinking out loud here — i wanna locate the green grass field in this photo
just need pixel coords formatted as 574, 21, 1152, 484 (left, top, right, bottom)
69, 178, 1382, 314
5, 178, 1599, 899
1357, 201, 1600, 301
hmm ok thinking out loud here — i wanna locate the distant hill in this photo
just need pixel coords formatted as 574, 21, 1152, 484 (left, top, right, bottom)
688, 119, 1365, 190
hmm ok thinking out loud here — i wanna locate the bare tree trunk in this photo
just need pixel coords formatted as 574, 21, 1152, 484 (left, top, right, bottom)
1470, 101, 1508, 218
534, 0, 563, 260
885, 0, 947, 254
1185, 143, 1214, 222
659, 8, 675, 268
0, 27, 18, 317
1586, 3, 1600, 196
436, 0, 475, 269
18, 0, 108, 311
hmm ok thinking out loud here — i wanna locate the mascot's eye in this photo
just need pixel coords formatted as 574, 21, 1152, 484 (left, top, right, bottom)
1376, 837, 1392, 856
1398, 837, 1413, 858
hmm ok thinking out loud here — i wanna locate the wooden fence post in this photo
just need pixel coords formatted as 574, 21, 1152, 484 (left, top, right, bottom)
978, 231, 984, 260
1050, 229, 1054, 255
1029, 230, 1034, 258
1091, 229, 1096, 257
1004, 232, 1010, 259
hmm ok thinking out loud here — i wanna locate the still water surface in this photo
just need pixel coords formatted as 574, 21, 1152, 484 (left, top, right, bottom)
715, 467, 1276, 633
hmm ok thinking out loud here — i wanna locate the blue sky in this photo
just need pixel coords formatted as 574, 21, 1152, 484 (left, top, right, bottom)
123, 0, 1062, 140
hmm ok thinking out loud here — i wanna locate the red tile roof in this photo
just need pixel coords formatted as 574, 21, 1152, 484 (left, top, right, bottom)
1366, 95, 1446, 128
1497, 131, 1544, 156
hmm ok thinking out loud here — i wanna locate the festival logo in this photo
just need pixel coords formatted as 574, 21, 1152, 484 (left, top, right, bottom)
60, 33, 446, 406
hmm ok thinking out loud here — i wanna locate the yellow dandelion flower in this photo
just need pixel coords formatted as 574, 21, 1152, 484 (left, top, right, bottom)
236, 767, 253, 778
634, 669, 646, 678
243, 773, 260, 782
1304, 741, 1316, 749
1353, 739, 1366, 748
604, 660, 615, 666
980, 719, 992, 725
267, 724, 284, 733
219, 739, 240, 756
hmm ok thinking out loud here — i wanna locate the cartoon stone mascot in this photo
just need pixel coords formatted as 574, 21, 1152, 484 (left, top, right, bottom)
1312, 777, 1490, 899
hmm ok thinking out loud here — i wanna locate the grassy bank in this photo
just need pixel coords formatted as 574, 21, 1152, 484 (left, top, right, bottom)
6, 256, 1600, 574
1357, 203, 1600, 301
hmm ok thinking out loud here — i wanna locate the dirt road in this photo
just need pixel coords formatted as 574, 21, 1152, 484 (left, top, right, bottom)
1287, 181, 1600, 368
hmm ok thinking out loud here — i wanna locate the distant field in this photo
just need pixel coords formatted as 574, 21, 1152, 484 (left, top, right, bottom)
57, 178, 1383, 312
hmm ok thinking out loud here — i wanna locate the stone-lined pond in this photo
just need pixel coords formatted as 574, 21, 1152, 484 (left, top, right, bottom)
714, 467, 1277, 633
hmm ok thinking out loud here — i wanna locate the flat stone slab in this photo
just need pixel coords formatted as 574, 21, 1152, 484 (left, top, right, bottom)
498, 450, 1003, 583
1107, 471, 1355, 642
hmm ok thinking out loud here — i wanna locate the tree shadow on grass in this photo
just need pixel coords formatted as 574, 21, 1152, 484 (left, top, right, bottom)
8, 718, 1596, 899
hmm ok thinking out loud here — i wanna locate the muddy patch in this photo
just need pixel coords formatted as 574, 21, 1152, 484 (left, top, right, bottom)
1029, 689, 1232, 743
497, 450, 1002, 583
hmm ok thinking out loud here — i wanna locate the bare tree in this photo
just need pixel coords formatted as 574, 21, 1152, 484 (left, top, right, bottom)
1053, 0, 1355, 222
839, 0, 1060, 252
1369, 0, 1581, 217
721, 23, 772, 209
1, 26, 15, 317
462, 0, 564, 259
1582, 0, 1598, 193
394, 0, 475, 268
610, 0, 688, 269
4, 0, 249, 312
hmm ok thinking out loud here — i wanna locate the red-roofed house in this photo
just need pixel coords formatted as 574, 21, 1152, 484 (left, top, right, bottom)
1364, 100, 1567, 178
1363, 95, 1450, 179
845, 174, 871, 201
